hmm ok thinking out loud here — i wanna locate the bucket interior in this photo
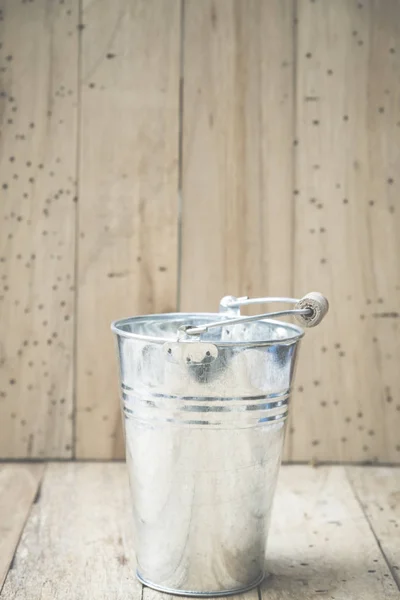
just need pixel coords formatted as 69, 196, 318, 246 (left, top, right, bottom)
112, 313, 303, 345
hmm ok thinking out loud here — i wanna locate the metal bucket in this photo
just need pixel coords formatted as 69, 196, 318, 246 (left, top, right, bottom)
112, 293, 328, 597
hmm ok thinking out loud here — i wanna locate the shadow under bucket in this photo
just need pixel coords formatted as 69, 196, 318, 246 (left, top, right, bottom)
111, 293, 328, 596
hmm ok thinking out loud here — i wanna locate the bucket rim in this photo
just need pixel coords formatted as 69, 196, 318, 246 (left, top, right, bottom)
111, 312, 304, 347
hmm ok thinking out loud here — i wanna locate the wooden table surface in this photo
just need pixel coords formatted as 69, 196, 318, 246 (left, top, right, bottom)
0, 463, 399, 599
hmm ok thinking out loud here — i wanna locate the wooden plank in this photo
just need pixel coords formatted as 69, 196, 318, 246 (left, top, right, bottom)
180, 0, 295, 460
144, 584, 257, 600
3, 464, 399, 599
292, 0, 400, 461
76, 0, 181, 458
0, 463, 142, 600
144, 586, 257, 600
2, 464, 399, 599
180, 0, 295, 312
0, 463, 44, 590
0, 1, 77, 457
347, 466, 400, 589
260, 465, 399, 599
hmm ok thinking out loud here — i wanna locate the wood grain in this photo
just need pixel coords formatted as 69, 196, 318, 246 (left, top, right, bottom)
0, 463, 141, 600
0, 0, 77, 457
144, 585, 257, 600
261, 465, 399, 598
291, 0, 400, 462
180, 0, 295, 312
0, 463, 44, 590
144, 587, 257, 600
347, 466, 400, 589
179, 0, 295, 459
76, 0, 181, 458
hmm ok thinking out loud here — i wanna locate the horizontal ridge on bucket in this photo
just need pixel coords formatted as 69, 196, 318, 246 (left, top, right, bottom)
122, 386, 290, 428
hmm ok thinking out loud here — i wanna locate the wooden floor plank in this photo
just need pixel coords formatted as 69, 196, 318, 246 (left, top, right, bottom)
0, 463, 142, 600
347, 466, 400, 590
144, 589, 256, 600
2, 464, 399, 599
0, 464, 44, 591
261, 466, 399, 599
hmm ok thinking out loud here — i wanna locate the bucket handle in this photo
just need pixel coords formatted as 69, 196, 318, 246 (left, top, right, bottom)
180, 292, 329, 337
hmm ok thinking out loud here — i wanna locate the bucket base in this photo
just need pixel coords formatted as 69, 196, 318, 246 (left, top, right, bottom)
136, 571, 265, 597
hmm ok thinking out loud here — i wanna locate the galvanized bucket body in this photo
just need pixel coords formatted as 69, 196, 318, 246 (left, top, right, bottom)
112, 312, 304, 596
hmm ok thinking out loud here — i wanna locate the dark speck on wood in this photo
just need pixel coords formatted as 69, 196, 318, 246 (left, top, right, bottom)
107, 271, 129, 279
211, 4, 217, 28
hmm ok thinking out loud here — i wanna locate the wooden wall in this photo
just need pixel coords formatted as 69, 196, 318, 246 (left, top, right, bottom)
0, 0, 399, 462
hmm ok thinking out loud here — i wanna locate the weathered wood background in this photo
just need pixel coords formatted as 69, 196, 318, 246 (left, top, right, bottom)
0, 0, 399, 461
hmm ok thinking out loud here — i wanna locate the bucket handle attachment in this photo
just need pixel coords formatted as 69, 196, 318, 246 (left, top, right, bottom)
180, 292, 329, 337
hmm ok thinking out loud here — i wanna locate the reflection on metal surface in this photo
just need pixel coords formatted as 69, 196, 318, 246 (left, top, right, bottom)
112, 298, 326, 596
